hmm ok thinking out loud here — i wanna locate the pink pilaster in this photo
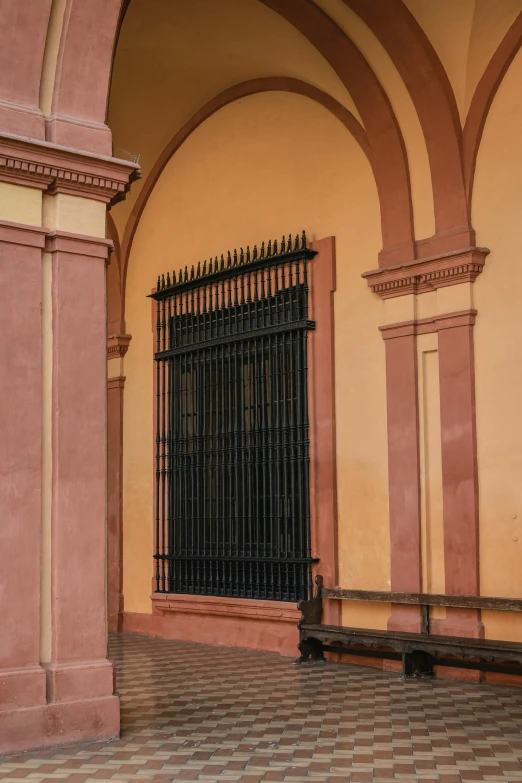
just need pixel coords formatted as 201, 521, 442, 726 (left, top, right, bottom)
434, 313, 483, 638
107, 375, 126, 633
43, 231, 119, 718
308, 237, 340, 628
381, 329, 422, 633
0, 221, 47, 718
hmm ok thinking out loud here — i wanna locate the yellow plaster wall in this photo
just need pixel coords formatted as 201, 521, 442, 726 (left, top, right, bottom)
472, 47, 522, 641
42, 194, 106, 237
416, 333, 445, 622
0, 183, 42, 226
108, 0, 360, 241
465, 0, 522, 115
122, 92, 391, 628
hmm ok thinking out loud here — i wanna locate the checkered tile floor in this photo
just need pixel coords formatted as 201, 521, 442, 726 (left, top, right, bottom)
2, 634, 522, 782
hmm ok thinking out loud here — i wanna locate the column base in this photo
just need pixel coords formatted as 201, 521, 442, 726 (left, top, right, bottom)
387, 604, 422, 633
430, 608, 484, 638
43, 659, 115, 703
0, 694, 119, 755
0, 666, 47, 710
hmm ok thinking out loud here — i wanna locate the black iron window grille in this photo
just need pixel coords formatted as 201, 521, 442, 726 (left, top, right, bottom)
150, 232, 318, 602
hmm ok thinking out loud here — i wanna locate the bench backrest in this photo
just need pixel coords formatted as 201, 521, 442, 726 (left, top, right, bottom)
321, 585, 522, 612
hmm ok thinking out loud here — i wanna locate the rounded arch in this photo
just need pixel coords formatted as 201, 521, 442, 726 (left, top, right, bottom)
260, 0, 414, 263
0, 0, 51, 137
463, 10, 522, 220
46, 0, 123, 153
341, 0, 469, 237
117, 77, 372, 331
47, 0, 414, 266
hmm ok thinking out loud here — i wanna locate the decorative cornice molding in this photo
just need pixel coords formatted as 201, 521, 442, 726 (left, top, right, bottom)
107, 334, 132, 359
363, 247, 490, 299
0, 132, 140, 205
108, 376, 126, 390
380, 309, 477, 340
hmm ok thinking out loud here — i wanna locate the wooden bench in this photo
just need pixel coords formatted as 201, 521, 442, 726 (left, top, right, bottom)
295, 575, 522, 677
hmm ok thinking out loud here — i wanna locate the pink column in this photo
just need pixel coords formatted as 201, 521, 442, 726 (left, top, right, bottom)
44, 231, 119, 719
107, 375, 125, 633
0, 221, 47, 718
308, 237, 340, 627
381, 326, 422, 633
435, 311, 483, 638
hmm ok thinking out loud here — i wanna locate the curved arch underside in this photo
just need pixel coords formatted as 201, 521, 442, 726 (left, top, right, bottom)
4, 0, 522, 279
463, 10, 522, 220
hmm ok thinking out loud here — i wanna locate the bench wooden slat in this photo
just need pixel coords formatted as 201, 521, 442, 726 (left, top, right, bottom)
321, 587, 522, 612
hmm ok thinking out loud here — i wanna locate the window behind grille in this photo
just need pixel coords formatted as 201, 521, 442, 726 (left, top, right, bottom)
151, 233, 317, 602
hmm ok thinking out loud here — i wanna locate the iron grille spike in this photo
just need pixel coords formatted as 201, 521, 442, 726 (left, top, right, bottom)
202, 260, 207, 276
294, 234, 299, 251
267, 239, 272, 256
190, 266, 194, 280
166, 272, 171, 287
183, 267, 188, 282
273, 238, 278, 255
281, 235, 285, 253
260, 242, 265, 259
233, 249, 238, 266
161, 274, 165, 289
301, 230, 306, 249
252, 245, 257, 261
227, 251, 232, 268
178, 269, 183, 284
197, 262, 201, 278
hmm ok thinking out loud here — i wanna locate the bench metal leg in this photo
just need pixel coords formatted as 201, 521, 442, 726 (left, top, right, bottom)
402, 650, 434, 678
294, 637, 326, 666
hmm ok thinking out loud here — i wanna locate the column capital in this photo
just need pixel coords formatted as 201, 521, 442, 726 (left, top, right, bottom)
107, 334, 132, 360
0, 132, 140, 205
363, 246, 489, 300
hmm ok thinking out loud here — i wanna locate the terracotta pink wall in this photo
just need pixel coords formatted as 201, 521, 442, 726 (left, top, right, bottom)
0, 0, 51, 137
0, 222, 47, 711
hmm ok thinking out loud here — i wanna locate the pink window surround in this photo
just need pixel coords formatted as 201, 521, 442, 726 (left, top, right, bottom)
122, 236, 339, 655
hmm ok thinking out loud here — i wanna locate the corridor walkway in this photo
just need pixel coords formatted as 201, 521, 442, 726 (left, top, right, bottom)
2, 633, 522, 782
